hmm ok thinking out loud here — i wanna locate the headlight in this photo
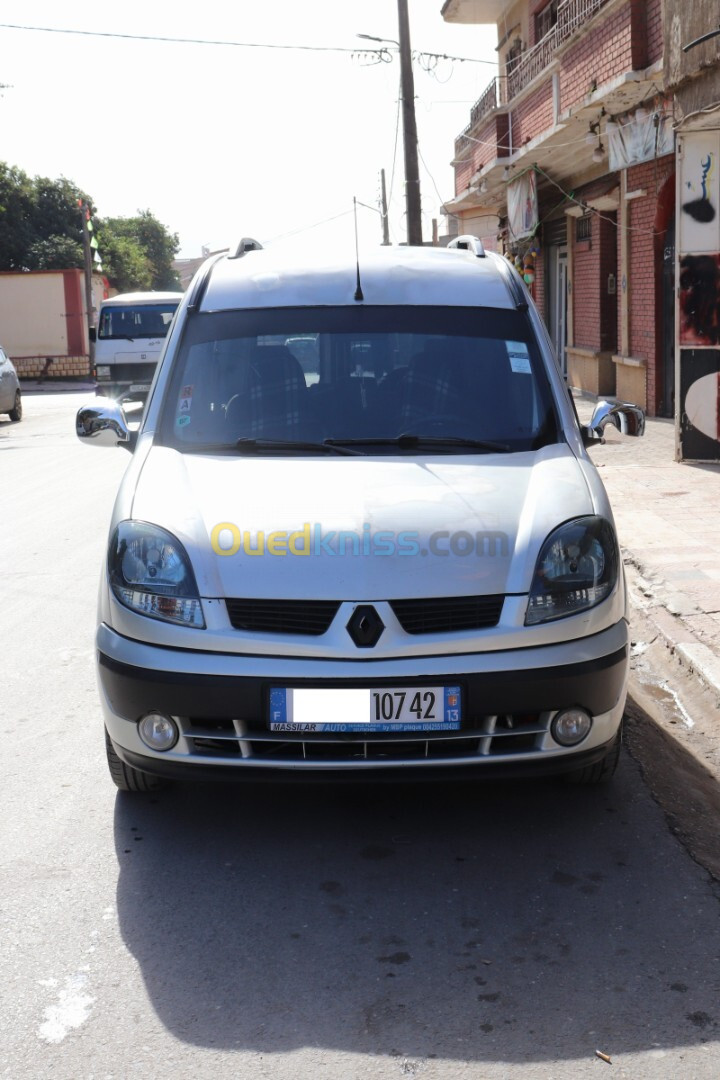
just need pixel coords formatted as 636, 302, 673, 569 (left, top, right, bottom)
108, 521, 205, 627
95, 366, 111, 378
525, 516, 618, 625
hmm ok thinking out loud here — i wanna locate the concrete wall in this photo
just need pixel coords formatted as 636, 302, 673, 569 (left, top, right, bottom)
0, 270, 109, 380
665, 0, 720, 92
0, 272, 70, 356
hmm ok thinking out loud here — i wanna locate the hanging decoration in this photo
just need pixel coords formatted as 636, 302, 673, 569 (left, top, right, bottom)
78, 199, 103, 273
607, 101, 674, 172
507, 168, 539, 241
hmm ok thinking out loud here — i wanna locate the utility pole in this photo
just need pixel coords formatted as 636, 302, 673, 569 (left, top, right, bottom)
380, 169, 391, 245
397, 0, 423, 246
78, 201, 95, 365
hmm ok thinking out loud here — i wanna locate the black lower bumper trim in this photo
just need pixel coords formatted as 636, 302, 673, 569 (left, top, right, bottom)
112, 736, 618, 785
98, 642, 628, 722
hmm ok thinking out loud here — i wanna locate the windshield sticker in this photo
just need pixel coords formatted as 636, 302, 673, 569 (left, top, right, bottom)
178, 384, 194, 415
177, 415, 191, 428
507, 342, 531, 374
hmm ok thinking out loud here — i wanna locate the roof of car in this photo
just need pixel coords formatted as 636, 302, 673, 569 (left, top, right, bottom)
198, 244, 519, 312
102, 292, 184, 304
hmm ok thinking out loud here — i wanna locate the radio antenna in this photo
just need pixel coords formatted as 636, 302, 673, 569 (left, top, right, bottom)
353, 197, 364, 302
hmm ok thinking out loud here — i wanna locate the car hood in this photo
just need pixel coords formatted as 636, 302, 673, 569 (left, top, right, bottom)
130, 444, 595, 601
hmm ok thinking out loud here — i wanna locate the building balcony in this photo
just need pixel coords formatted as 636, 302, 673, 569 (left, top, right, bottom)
507, 0, 612, 98
448, 0, 663, 208
454, 77, 503, 159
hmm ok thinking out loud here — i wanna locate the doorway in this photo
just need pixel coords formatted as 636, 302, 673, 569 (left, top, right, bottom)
548, 245, 568, 376
660, 213, 675, 418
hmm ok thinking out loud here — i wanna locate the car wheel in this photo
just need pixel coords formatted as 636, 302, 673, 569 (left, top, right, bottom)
105, 728, 169, 792
562, 725, 622, 786
9, 390, 22, 421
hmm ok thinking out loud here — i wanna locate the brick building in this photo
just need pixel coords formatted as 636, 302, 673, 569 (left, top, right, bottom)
441, 0, 673, 416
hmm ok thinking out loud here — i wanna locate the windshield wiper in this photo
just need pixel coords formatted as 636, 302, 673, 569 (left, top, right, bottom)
236, 437, 364, 456
325, 433, 511, 453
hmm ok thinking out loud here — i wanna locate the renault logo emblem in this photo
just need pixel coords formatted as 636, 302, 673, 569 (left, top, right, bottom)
346, 605, 385, 648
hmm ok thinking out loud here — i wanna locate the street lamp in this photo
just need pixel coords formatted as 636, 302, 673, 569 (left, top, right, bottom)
357, 33, 397, 46
357, 0, 423, 246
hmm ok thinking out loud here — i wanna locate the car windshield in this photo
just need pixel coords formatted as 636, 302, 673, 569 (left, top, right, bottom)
159, 306, 559, 454
98, 303, 178, 340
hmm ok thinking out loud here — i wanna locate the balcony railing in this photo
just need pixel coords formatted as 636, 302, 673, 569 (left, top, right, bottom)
506, 0, 610, 100
453, 0, 611, 155
507, 30, 557, 99
557, 0, 610, 39
454, 77, 500, 158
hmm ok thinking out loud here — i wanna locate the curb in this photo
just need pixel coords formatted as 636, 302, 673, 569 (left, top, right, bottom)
20, 380, 97, 394
624, 556, 720, 701
624, 559, 720, 881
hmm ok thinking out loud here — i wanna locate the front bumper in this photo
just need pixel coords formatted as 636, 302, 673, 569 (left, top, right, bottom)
98, 620, 629, 780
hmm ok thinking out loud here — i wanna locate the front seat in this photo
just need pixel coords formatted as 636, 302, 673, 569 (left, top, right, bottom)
226, 345, 308, 438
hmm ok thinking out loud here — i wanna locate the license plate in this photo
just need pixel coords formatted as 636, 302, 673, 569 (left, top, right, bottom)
129, 383, 151, 392
269, 686, 461, 733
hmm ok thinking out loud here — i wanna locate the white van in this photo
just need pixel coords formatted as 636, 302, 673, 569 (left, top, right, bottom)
77, 238, 644, 791
92, 291, 183, 402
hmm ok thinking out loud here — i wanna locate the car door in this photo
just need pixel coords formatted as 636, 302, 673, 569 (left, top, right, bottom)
0, 349, 11, 412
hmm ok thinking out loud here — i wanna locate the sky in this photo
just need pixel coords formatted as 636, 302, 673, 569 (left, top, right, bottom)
0, 2, 497, 260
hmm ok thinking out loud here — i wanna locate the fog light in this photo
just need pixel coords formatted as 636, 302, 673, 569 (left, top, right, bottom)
551, 708, 592, 747
138, 713, 178, 751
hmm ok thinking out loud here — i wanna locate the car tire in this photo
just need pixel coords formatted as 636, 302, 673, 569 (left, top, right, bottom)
105, 728, 169, 792
9, 391, 22, 421
562, 725, 622, 786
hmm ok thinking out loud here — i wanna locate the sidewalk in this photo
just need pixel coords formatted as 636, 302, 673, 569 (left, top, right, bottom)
20, 378, 97, 394
577, 397, 720, 697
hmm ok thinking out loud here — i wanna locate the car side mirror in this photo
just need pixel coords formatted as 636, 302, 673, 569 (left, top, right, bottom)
76, 397, 136, 451
89, 326, 97, 343
582, 400, 645, 446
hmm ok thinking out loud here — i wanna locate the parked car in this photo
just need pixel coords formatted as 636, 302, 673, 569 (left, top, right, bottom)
0, 346, 22, 421
77, 237, 644, 791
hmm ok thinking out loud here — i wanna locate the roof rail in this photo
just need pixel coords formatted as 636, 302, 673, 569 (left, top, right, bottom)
447, 234, 486, 258
230, 237, 264, 259
186, 251, 226, 313
493, 253, 529, 312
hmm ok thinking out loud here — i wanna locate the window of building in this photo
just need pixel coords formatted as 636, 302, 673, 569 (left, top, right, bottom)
505, 36, 523, 69
535, 0, 559, 42
576, 213, 593, 242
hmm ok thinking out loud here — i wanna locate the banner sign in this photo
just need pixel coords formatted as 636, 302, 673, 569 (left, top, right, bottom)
507, 170, 538, 242
677, 129, 720, 460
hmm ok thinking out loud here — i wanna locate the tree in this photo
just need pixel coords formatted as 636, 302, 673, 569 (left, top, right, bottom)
99, 210, 180, 290
0, 161, 181, 291
0, 163, 36, 269
26, 235, 84, 271
30, 176, 89, 251
96, 230, 153, 293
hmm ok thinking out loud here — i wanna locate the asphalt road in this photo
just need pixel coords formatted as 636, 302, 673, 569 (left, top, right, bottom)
1, 391, 719, 1079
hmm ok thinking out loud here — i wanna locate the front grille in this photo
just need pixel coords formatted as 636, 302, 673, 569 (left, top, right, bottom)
180, 711, 549, 766
390, 594, 504, 634
226, 598, 340, 635
96, 362, 156, 382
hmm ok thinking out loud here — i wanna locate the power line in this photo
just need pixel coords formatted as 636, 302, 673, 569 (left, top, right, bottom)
388, 77, 403, 211
533, 165, 666, 238
261, 208, 354, 244
0, 22, 496, 63
0, 22, 360, 52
